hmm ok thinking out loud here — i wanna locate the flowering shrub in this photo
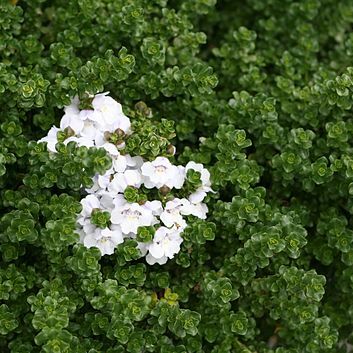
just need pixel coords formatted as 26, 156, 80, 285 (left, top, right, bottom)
2, 0, 353, 352
39, 93, 212, 263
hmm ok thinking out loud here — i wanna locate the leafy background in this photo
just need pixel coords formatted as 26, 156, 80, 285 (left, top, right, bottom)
1, 0, 353, 352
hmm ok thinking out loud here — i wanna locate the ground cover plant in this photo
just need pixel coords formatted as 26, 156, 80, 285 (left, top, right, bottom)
2, 0, 353, 352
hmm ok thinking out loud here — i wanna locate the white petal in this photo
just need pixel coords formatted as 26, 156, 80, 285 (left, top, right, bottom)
94, 132, 105, 146
102, 143, 119, 156
164, 240, 181, 258
141, 162, 154, 177
81, 194, 100, 215
137, 241, 149, 256
83, 234, 99, 248
154, 227, 168, 242
113, 195, 126, 208
79, 109, 95, 121
100, 193, 115, 210
60, 114, 84, 133
64, 96, 80, 115
189, 190, 206, 204
124, 170, 142, 187
148, 243, 164, 258
110, 208, 123, 225
80, 120, 98, 138
98, 174, 111, 189
143, 200, 163, 216
99, 240, 116, 255
160, 212, 175, 228
113, 155, 127, 173
146, 254, 168, 265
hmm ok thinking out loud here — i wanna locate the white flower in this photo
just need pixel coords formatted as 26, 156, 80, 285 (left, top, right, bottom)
189, 189, 208, 204
80, 194, 101, 218
173, 165, 186, 189
101, 143, 119, 156
146, 227, 183, 264
100, 144, 128, 173
85, 174, 100, 194
113, 154, 128, 173
108, 170, 142, 193
60, 113, 84, 134
141, 157, 184, 189
144, 200, 163, 216
80, 119, 99, 139
106, 115, 131, 135
94, 131, 126, 149
99, 192, 115, 211
126, 155, 144, 169
111, 202, 154, 234
91, 93, 131, 133
64, 96, 80, 115
82, 222, 96, 234
97, 170, 112, 190
146, 253, 168, 265
79, 109, 95, 121
113, 194, 126, 208
182, 201, 208, 219
78, 194, 114, 226
39, 93, 214, 265
136, 241, 149, 257
83, 227, 124, 255
38, 126, 60, 152
76, 228, 86, 243
185, 161, 213, 203
160, 199, 187, 231
185, 161, 211, 187
64, 136, 95, 148
91, 92, 123, 124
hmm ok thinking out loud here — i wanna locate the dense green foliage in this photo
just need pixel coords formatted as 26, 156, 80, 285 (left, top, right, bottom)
2, 0, 353, 351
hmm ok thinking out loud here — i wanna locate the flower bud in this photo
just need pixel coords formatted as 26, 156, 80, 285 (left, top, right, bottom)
135, 101, 151, 117
115, 128, 126, 138
104, 131, 112, 141
159, 185, 171, 195
64, 127, 75, 137
166, 144, 176, 156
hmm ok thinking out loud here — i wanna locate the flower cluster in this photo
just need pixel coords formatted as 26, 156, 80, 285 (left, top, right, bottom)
39, 92, 131, 152
39, 93, 212, 264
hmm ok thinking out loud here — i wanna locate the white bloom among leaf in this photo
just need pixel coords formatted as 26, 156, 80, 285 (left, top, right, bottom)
64, 95, 80, 115
144, 200, 163, 216
146, 227, 183, 265
185, 161, 213, 203
80, 119, 99, 139
38, 93, 213, 265
142, 156, 185, 189
64, 136, 95, 148
99, 192, 115, 211
146, 253, 168, 265
83, 227, 124, 255
160, 199, 187, 231
185, 161, 211, 186
80, 194, 101, 217
111, 202, 154, 234
60, 112, 84, 134
184, 201, 208, 219
97, 170, 113, 190
38, 126, 60, 152
91, 92, 131, 133
126, 155, 144, 169
108, 170, 142, 194
101, 143, 119, 156
91, 92, 124, 125
79, 109, 95, 121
